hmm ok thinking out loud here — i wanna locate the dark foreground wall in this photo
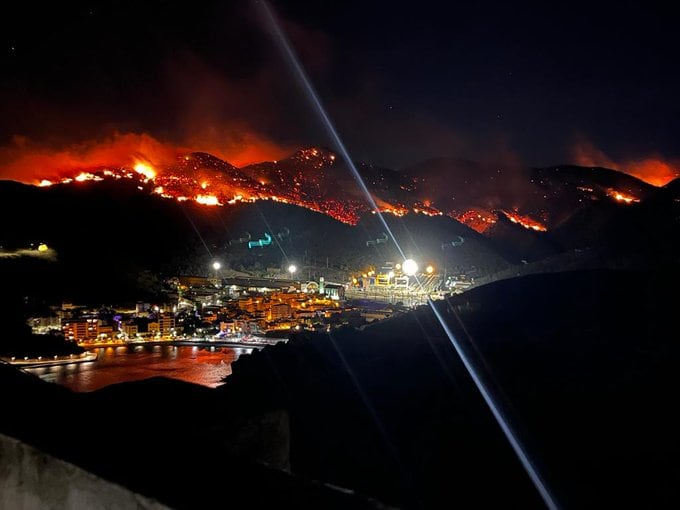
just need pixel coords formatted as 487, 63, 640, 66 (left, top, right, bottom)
0, 433, 168, 510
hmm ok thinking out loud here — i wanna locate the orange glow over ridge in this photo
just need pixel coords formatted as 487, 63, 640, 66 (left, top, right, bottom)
572, 140, 679, 187
0, 132, 289, 184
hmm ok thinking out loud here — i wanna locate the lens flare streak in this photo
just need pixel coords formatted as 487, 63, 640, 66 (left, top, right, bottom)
258, 2, 559, 508
258, 0, 405, 260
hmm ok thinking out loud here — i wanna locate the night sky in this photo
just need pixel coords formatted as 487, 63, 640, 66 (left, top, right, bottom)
1, 0, 678, 176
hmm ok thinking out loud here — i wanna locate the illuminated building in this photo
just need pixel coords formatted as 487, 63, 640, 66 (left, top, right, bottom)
28, 315, 60, 334
148, 321, 160, 337
393, 276, 409, 288
136, 302, 151, 316
96, 324, 115, 341
62, 318, 110, 342
237, 297, 266, 313
121, 321, 138, 338
269, 303, 292, 320
159, 312, 175, 335
323, 283, 345, 301
61, 319, 90, 341
375, 274, 390, 286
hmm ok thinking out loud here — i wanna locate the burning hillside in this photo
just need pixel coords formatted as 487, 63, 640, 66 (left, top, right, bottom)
500, 210, 548, 232
455, 207, 548, 234
22, 143, 552, 231
28, 147, 375, 224
4, 134, 671, 236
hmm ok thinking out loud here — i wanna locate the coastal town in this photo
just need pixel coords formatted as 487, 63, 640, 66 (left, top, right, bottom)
24, 259, 458, 351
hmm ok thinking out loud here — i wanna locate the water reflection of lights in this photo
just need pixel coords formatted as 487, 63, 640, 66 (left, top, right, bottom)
27, 346, 249, 391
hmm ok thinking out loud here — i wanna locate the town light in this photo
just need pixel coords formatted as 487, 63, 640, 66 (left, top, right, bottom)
288, 264, 297, 275
402, 259, 418, 276
426, 265, 434, 274
212, 261, 221, 271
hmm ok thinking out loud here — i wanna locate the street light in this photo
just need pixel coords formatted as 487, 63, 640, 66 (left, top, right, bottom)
212, 261, 221, 271
402, 259, 418, 276
426, 264, 434, 274
288, 264, 297, 278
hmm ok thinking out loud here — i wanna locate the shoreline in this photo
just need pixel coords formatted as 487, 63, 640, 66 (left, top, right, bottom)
1, 351, 99, 368
75, 336, 286, 349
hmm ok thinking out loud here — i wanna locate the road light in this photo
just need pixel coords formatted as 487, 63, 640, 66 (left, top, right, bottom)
288, 264, 297, 278
426, 264, 434, 274
402, 259, 418, 276
212, 261, 221, 271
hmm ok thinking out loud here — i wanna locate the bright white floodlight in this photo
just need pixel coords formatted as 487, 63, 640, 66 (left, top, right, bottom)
402, 259, 418, 276
212, 261, 222, 271
288, 264, 297, 275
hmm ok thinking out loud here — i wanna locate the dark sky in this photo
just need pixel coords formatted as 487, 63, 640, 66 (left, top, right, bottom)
1, 0, 678, 170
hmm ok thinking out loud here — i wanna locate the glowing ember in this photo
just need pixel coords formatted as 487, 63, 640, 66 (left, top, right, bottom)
501, 210, 548, 232
413, 201, 443, 217
456, 208, 498, 233
607, 189, 640, 204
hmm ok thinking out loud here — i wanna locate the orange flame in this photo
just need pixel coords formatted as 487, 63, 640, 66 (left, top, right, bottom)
501, 209, 547, 232
607, 189, 640, 204
133, 161, 156, 181
195, 195, 221, 206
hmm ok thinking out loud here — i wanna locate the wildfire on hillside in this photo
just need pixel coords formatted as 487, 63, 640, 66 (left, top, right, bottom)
21, 145, 550, 231
413, 201, 443, 217
26, 148, 455, 226
500, 209, 548, 232
374, 198, 408, 218
455, 208, 498, 233
607, 189, 640, 204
